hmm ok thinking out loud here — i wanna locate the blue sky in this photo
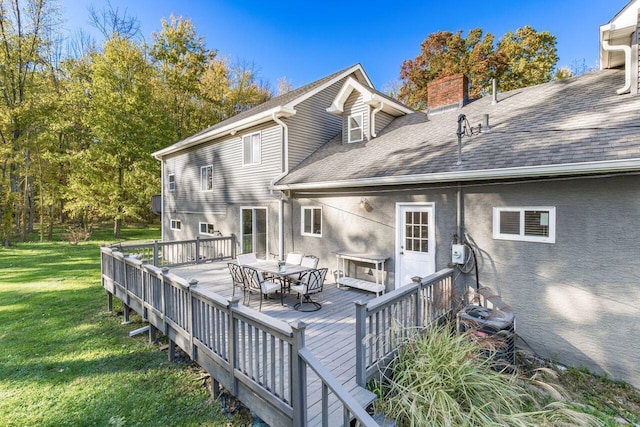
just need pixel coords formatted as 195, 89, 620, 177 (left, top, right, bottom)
59, 0, 625, 91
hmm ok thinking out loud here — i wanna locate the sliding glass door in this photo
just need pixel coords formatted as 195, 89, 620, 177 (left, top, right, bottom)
241, 207, 268, 259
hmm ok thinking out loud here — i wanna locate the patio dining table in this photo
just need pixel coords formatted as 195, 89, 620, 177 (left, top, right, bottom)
248, 261, 314, 300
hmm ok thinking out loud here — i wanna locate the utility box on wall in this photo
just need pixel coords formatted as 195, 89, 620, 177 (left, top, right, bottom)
451, 244, 467, 264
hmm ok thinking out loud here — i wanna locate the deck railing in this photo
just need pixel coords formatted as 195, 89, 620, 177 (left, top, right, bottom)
355, 268, 455, 387
100, 245, 378, 427
111, 235, 236, 267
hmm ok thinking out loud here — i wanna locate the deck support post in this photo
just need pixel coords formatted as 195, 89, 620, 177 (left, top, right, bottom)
211, 378, 221, 397
290, 320, 307, 427
168, 340, 176, 362
149, 324, 157, 343
122, 304, 131, 324
107, 292, 113, 312
355, 300, 367, 387
228, 296, 241, 395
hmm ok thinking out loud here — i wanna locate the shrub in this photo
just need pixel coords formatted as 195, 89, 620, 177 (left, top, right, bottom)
373, 324, 600, 426
62, 226, 91, 245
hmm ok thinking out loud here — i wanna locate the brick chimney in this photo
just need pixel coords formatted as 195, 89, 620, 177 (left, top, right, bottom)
427, 73, 469, 113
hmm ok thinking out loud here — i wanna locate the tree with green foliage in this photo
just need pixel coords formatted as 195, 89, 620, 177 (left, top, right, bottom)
150, 16, 271, 143
65, 36, 168, 238
399, 28, 502, 108
0, 0, 58, 245
150, 15, 217, 141
497, 25, 558, 91
398, 26, 559, 109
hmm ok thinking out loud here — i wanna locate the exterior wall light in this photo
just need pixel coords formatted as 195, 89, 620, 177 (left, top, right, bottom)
360, 198, 369, 210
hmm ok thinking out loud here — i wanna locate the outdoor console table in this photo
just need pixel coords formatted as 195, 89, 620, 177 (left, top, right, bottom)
334, 251, 388, 297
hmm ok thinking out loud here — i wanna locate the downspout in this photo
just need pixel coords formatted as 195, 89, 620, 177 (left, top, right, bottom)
370, 100, 384, 138
161, 160, 165, 242
271, 112, 289, 260
602, 39, 632, 94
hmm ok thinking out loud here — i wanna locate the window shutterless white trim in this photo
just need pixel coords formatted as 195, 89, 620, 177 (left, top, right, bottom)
170, 219, 182, 231
199, 222, 216, 235
242, 131, 262, 166
493, 207, 556, 243
301, 206, 322, 237
200, 165, 213, 191
168, 173, 176, 191
348, 112, 364, 143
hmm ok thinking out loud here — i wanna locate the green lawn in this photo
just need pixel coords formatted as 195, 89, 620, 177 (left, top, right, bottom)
0, 225, 243, 426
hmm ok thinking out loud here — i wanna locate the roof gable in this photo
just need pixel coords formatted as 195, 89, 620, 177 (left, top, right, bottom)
326, 77, 414, 116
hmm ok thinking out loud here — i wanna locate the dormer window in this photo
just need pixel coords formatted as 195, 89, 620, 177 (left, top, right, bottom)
348, 113, 363, 143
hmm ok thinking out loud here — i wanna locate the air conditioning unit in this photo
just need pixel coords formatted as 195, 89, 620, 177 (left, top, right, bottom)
457, 305, 516, 368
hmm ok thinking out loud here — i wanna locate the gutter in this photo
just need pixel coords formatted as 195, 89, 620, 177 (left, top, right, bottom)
273, 158, 640, 191
152, 106, 296, 159
270, 112, 290, 260
602, 39, 632, 94
370, 101, 384, 138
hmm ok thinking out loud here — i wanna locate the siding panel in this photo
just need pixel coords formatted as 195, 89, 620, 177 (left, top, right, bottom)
287, 78, 345, 168
374, 111, 395, 136
163, 121, 282, 217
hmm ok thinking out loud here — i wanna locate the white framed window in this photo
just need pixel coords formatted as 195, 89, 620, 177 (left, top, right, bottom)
348, 112, 363, 143
168, 173, 176, 191
170, 219, 182, 231
301, 206, 322, 237
493, 207, 556, 243
242, 131, 261, 165
200, 165, 213, 191
199, 222, 216, 235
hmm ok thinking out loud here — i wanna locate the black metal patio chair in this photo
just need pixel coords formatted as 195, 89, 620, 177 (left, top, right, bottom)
228, 262, 246, 302
241, 265, 282, 311
291, 268, 327, 312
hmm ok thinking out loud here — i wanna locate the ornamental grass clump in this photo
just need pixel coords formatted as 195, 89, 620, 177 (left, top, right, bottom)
374, 325, 600, 426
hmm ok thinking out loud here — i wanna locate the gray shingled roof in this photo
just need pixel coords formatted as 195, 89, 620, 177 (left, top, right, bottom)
277, 69, 640, 186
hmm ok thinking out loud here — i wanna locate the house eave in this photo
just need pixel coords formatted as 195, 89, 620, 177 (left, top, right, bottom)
326, 76, 413, 116
273, 159, 640, 191
152, 106, 297, 159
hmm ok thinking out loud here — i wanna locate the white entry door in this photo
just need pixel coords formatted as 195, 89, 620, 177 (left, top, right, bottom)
395, 203, 435, 288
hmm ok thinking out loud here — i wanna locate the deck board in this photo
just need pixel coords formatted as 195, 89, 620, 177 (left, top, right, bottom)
170, 261, 377, 426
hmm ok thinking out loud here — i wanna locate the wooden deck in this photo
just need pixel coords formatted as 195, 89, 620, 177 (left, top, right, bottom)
170, 261, 378, 426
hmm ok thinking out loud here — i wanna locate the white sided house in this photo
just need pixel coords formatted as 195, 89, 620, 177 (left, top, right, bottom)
153, 2, 640, 388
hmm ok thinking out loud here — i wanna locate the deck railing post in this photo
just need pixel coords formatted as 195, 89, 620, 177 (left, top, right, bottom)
231, 234, 236, 259
355, 300, 368, 387
290, 320, 307, 427
195, 237, 201, 264
413, 276, 424, 329
227, 296, 241, 395
161, 267, 169, 335
188, 278, 198, 359
122, 254, 131, 324
141, 261, 147, 321
153, 240, 159, 266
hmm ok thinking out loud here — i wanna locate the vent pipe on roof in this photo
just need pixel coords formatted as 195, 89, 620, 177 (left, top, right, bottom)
602, 39, 632, 94
491, 79, 498, 105
481, 114, 490, 132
